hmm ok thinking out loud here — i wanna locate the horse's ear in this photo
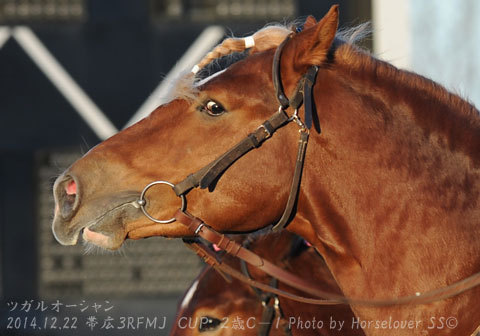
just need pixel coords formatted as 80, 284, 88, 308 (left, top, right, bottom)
294, 5, 339, 66
303, 15, 317, 30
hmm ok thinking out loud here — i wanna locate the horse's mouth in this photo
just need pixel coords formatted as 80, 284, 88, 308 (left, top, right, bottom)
52, 194, 142, 250
81, 201, 141, 248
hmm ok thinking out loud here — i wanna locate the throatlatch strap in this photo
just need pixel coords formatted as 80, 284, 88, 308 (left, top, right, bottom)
272, 130, 309, 231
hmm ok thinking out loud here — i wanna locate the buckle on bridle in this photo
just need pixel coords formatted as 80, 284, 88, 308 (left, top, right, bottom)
194, 223, 205, 235
257, 124, 272, 139
288, 109, 308, 133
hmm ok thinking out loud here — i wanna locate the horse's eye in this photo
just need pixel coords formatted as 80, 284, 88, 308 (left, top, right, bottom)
203, 100, 226, 116
198, 316, 224, 332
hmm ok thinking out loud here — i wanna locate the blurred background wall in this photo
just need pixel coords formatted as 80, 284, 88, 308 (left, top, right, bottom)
2, 1, 479, 335
0, 1, 370, 335
373, 0, 480, 108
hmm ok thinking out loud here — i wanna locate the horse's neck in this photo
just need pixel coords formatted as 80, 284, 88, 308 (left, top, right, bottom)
293, 51, 480, 334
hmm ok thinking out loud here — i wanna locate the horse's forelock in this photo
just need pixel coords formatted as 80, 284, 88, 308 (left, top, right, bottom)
163, 71, 198, 103
165, 24, 293, 104
194, 24, 293, 75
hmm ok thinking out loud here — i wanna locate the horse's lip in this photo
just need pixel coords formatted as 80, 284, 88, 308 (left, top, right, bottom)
82, 199, 140, 231
60, 198, 141, 246
82, 227, 112, 248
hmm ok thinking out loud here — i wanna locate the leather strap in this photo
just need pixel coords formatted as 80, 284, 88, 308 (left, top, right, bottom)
272, 33, 319, 132
178, 209, 480, 307
173, 35, 319, 232
176, 209, 332, 299
302, 66, 319, 130
257, 279, 278, 336
173, 109, 290, 196
241, 258, 264, 298
272, 34, 293, 109
241, 257, 292, 336
258, 304, 275, 336
272, 130, 308, 231
174, 115, 310, 232
183, 240, 341, 305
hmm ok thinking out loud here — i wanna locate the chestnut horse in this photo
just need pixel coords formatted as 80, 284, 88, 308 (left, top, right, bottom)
170, 231, 363, 336
51, 5, 480, 335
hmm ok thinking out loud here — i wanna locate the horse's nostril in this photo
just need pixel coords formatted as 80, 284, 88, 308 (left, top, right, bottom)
65, 179, 77, 196
54, 175, 80, 220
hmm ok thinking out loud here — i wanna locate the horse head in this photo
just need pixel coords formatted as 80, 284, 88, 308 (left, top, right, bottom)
52, 6, 340, 250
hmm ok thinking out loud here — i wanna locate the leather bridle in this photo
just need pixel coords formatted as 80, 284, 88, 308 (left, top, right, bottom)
137, 35, 313, 228
169, 33, 317, 232
137, 35, 480, 312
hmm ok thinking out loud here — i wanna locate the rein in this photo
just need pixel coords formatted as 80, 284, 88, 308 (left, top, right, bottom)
179, 210, 480, 307
137, 35, 480, 311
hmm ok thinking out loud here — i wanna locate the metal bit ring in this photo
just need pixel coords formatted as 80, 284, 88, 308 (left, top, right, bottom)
138, 181, 186, 224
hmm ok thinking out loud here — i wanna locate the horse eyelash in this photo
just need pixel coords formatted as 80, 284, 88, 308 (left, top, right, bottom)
197, 99, 226, 116
196, 102, 210, 113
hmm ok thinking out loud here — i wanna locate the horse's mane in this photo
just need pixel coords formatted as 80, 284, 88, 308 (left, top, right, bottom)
334, 39, 480, 163
167, 19, 480, 162
336, 42, 479, 117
